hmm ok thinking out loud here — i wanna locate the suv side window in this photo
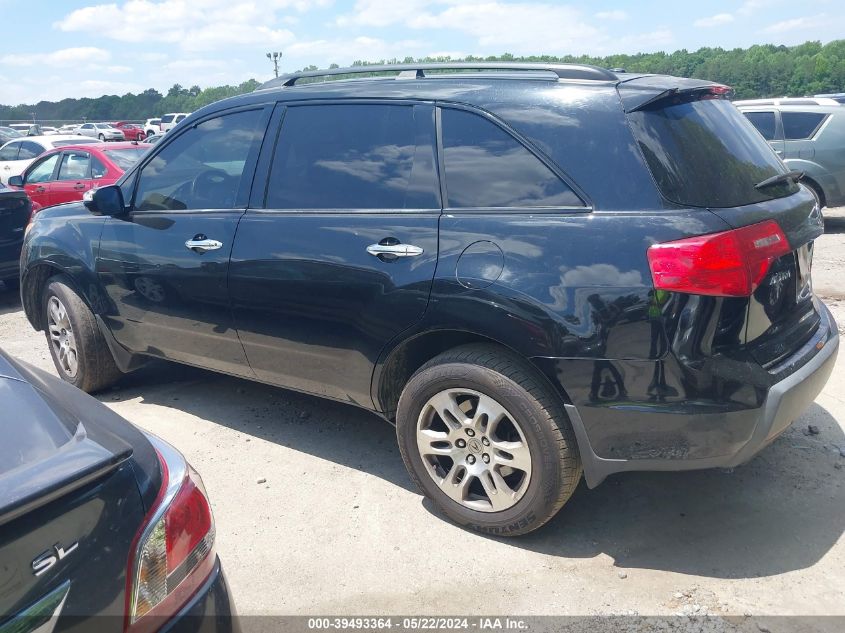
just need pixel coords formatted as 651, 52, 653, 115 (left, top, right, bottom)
266, 104, 439, 210
133, 108, 265, 211
26, 154, 60, 183
782, 112, 827, 140
0, 143, 19, 161
743, 111, 777, 141
441, 108, 583, 208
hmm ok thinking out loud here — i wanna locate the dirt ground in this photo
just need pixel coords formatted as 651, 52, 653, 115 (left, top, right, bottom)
1, 210, 844, 622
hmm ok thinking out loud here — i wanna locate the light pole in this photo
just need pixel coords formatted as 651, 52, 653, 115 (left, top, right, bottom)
266, 51, 283, 78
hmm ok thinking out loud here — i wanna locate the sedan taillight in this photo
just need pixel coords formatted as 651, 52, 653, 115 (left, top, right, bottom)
125, 438, 216, 633
647, 220, 791, 297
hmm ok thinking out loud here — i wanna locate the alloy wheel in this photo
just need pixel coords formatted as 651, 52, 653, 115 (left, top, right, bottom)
416, 388, 532, 512
47, 296, 78, 378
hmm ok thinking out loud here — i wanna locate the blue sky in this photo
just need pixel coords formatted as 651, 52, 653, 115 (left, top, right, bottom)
1, 0, 843, 104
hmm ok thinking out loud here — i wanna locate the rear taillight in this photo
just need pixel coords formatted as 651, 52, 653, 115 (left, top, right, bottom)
647, 220, 790, 297
126, 439, 215, 633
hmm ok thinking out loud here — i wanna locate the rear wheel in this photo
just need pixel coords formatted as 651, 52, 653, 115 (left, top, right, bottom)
42, 275, 122, 392
396, 344, 582, 536
98, 133, 105, 141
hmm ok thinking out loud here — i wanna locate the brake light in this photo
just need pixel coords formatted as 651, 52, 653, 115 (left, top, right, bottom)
647, 220, 790, 297
126, 441, 216, 633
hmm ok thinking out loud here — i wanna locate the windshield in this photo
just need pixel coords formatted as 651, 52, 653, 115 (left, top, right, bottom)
0, 127, 23, 138
103, 147, 148, 170
627, 98, 797, 208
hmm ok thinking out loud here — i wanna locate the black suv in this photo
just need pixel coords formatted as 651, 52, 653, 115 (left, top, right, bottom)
20, 63, 839, 535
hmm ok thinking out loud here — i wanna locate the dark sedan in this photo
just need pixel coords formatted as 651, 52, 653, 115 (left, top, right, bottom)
0, 185, 31, 290
0, 349, 239, 631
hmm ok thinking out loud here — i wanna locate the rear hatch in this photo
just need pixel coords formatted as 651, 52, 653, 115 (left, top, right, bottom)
621, 77, 825, 368
0, 353, 150, 629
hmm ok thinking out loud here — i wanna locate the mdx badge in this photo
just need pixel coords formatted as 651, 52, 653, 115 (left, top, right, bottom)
31, 542, 78, 577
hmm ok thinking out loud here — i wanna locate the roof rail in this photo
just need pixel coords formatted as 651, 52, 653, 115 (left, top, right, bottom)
259, 62, 619, 89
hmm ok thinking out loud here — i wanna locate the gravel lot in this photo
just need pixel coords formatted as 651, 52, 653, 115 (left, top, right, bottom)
1, 211, 844, 622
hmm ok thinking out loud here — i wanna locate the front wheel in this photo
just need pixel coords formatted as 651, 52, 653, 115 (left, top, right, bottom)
42, 275, 122, 392
98, 133, 105, 141
396, 344, 582, 536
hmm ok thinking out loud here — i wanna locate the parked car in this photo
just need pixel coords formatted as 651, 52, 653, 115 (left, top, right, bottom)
7, 142, 148, 212
144, 117, 162, 137
159, 112, 189, 133
734, 96, 841, 107
0, 135, 98, 185
7, 123, 38, 134
56, 124, 81, 134
40, 126, 59, 135
113, 121, 146, 141
738, 103, 845, 208
0, 348, 238, 630
20, 63, 839, 535
140, 132, 164, 145
0, 126, 23, 145
815, 93, 845, 104
75, 122, 125, 142
0, 185, 31, 289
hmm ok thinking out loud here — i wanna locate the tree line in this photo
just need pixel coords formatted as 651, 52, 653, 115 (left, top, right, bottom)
2, 40, 843, 122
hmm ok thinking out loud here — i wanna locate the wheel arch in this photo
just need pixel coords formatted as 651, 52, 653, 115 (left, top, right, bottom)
372, 328, 575, 421
22, 262, 68, 331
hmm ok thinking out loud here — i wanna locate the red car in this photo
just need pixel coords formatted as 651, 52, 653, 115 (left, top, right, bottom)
7, 142, 148, 212
112, 121, 146, 141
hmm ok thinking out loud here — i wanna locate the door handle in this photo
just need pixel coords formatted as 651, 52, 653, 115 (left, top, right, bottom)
74, 183, 87, 190
185, 235, 223, 253
35, 186, 46, 193
366, 243, 424, 258
775, 150, 783, 156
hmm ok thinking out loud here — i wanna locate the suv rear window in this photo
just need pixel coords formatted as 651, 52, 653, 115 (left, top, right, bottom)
627, 98, 797, 208
782, 111, 827, 140
161, 115, 175, 124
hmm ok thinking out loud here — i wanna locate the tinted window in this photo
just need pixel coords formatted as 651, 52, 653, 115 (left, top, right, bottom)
743, 111, 777, 141
267, 104, 439, 210
782, 112, 827, 140
628, 98, 797, 208
26, 154, 60, 183
0, 143, 19, 161
134, 108, 264, 211
441, 108, 582, 208
57, 152, 90, 180
52, 139, 97, 147
161, 115, 175, 124
91, 156, 107, 179
18, 141, 44, 160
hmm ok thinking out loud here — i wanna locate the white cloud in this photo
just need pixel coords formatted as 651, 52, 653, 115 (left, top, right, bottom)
0, 47, 111, 67
763, 13, 826, 33
594, 10, 628, 20
694, 13, 735, 27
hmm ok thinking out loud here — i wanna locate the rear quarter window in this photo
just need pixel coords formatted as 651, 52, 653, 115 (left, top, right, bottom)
743, 111, 777, 141
782, 112, 827, 140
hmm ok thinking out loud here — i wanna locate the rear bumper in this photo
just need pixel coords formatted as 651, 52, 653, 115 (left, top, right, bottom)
565, 303, 839, 488
162, 558, 241, 633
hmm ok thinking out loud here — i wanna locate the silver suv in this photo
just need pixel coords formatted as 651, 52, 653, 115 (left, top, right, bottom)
737, 102, 845, 208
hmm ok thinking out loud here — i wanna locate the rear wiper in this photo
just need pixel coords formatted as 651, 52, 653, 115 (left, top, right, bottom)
755, 170, 803, 190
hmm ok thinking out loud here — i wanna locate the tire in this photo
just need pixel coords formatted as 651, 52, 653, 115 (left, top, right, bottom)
98, 133, 105, 141
805, 179, 826, 209
396, 344, 582, 536
42, 275, 122, 392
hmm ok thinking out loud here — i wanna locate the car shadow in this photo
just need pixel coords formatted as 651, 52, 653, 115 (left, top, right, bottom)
105, 361, 416, 493
106, 363, 843, 580
0, 283, 21, 317
824, 214, 845, 234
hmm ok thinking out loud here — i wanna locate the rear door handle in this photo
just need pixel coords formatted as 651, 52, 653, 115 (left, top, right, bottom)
74, 182, 87, 190
35, 186, 46, 193
366, 243, 424, 258
185, 235, 223, 253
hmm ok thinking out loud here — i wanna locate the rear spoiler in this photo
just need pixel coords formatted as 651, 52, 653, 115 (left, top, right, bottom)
617, 75, 733, 112
0, 422, 131, 527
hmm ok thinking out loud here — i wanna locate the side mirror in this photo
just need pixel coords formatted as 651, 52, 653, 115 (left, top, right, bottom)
7, 175, 23, 187
84, 184, 126, 216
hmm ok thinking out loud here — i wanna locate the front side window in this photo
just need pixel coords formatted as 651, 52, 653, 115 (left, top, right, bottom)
134, 108, 265, 211
57, 152, 90, 180
26, 154, 60, 183
782, 111, 827, 140
441, 108, 583, 208
743, 111, 777, 141
266, 104, 439, 210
